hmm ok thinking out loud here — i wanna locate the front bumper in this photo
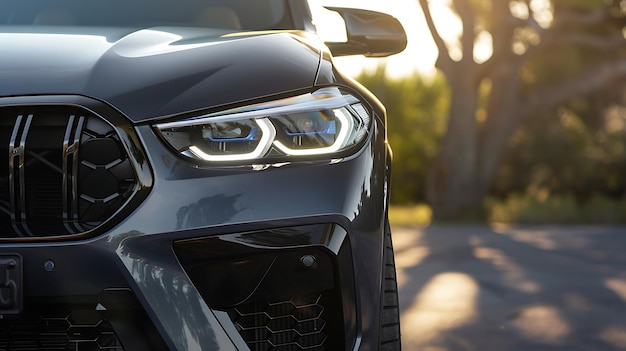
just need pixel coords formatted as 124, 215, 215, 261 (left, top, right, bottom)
0, 97, 390, 351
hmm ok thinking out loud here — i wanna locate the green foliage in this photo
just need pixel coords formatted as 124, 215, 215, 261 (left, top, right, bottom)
356, 62, 626, 224
522, 0, 625, 94
356, 66, 449, 204
520, 46, 584, 94
389, 193, 626, 225
493, 98, 626, 203
388, 204, 432, 227
553, 0, 607, 10
487, 193, 626, 224
498, 0, 626, 223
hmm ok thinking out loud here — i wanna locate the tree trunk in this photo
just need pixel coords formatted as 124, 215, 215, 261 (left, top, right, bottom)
476, 64, 523, 199
426, 76, 480, 220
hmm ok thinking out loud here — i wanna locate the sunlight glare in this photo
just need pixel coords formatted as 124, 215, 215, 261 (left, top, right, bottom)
510, 1, 530, 19
395, 246, 430, 288
510, 305, 571, 343
599, 326, 626, 349
391, 226, 424, 251
391, 227, 429, 288
309, 0, 439, 77
473, 247, 541, 293
605, 278, 626, 302
311, 0, 498, 76
429, 0, 462, 44
308, 5, 346, 42
530, 0, 553, 27
474, 31, 493, 63
401, 272, 479, 345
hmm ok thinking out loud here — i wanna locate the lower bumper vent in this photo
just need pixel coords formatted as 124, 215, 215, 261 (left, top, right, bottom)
227, 294, 329, 351
0, 308, 123, 351
0, 104, 138, 239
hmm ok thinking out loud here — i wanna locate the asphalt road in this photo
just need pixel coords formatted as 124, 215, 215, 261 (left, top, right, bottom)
392, 224, 626, 351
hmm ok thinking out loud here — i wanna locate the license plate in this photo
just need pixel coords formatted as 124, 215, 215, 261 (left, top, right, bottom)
0, 255, 22, 315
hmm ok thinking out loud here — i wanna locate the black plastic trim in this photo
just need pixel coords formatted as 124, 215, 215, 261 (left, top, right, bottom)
0, 95, 153, 242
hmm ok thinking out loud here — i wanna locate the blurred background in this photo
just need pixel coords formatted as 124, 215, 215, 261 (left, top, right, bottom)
309, 0, 626, 225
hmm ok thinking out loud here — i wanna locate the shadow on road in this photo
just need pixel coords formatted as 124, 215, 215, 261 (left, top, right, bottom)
393, 224, 626, 351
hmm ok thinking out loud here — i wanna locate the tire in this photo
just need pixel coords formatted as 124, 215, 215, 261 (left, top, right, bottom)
380, 222, 401, 350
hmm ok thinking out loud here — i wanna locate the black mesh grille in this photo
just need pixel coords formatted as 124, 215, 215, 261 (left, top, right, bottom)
227, 294, 329, 351
0, 105, 137, 238
0, 307, 124, 351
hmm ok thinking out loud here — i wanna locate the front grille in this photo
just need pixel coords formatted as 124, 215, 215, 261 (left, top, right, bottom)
0, 308, 123, 351
227, 294, 329, 351
0, 105, 137, 238
175, 227, 353, 351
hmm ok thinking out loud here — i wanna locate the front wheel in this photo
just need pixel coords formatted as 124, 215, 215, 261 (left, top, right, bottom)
379, 222, 401, 350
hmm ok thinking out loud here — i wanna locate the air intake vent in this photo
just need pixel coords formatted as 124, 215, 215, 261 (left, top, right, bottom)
0, 105, 138, 239
227, 294, 331, 351
0, 307, 124, 351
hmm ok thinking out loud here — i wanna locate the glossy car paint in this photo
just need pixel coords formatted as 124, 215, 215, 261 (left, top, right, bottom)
0, 27, 322, 121
0, 18, 393, 349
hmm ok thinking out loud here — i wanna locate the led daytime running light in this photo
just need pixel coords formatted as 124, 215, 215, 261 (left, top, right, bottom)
154, 88, 371, 163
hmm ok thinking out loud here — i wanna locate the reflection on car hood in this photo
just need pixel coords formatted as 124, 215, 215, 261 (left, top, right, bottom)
0, 26, 322, 122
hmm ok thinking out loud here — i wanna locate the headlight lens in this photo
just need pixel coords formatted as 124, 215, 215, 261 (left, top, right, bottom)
155, 87, 371, 162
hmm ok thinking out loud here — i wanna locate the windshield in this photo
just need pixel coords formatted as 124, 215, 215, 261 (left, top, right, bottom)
0, 0, 293, 30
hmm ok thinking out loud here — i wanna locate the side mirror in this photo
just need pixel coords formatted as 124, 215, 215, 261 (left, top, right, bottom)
323, 7, 407, 58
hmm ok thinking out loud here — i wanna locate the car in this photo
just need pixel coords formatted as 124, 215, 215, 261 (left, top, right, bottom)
0, 0, 407, 350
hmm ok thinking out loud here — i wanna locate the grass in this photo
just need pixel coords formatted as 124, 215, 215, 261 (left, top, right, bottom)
487, 193, 626, 224
388, 204, 432, 227
389, 194, 626, 226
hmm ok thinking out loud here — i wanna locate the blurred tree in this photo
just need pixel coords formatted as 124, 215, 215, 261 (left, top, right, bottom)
493, 92, 626, 203
418, 0, 626, 220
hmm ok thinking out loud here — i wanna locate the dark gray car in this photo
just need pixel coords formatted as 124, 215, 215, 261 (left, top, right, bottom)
0, 0, 406, 349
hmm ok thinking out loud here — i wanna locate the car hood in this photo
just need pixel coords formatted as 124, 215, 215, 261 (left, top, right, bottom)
0, 26, 322, 122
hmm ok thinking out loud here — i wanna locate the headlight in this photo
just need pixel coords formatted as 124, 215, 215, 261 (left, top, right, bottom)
154, 87, 371, 163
